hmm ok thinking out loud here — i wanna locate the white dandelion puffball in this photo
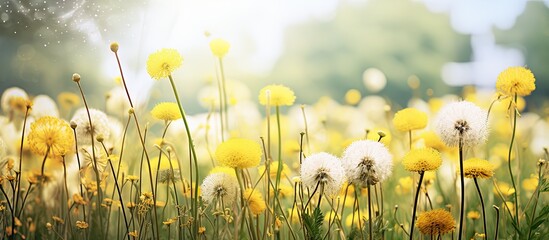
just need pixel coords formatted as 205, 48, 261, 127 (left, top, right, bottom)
362, 68, 387, 93
1, 87, 28, 114
31, 95, 59, 118
435, 101, 488, 148
342, 140, 393, 186
71, 108, 111, 146
201, 172, 238, 206
300, 152, 346, 197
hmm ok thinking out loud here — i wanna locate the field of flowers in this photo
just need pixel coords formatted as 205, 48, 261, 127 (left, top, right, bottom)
0, 39, 547, 240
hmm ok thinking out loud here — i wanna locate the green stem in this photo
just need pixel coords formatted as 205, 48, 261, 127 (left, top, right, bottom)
367, 184, 373, 240
473, 178, 487, 240
506, 93, 520, 236
458, 136, 465, 240
168, 74, 200, 237
219, 58, 229, 136
409, 171, 424, 240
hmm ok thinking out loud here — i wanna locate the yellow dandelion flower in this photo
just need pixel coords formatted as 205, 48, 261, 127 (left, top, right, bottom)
420, 131, 447, 151
278, 184, 294, 198
416, 209, 456, 235
198, 227, 206, 235
496, 66, 535, 96
128, 230, 138, 237
57, 92, 80, 110
467, 211, 481, 220
345, 89, 361, 105
258, 84, 296, 106
396, 176, 413, 195
150, 102, 182, 121
163, 218, 177, 226
392, 108, 428, 132
209, 38, 230, 58
209, 166, 237, 177
462, 158, 494, 179
27, 116, 74, 157
244, 188, 266, 216
146, 48, 183, 80
522, 177, 538, 192
215, 138, 262, 168
402, 148, 442, 172
9, 96, 32, 115
494, 182, 515, 196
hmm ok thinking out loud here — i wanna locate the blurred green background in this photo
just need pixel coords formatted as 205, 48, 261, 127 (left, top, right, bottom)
1, 0, 548, 113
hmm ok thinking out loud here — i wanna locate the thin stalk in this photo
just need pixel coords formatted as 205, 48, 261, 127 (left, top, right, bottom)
458, 136, 465, 240
14, 105, 30, 218
506, 93, 520, 234
526, 162, 544, 239
113, 48, 159, 240
218, 58, 229, 135
75, 80, 104, 236
354, 190, 364, 240
409, 171, 425, 240
367, 184, 373, 240
168, 74, 200, 237
62, 156, 74, 238
71, 127, 87, 222
493, 205, 500, 240
215, 58, 226, 142
473, 178, 487, 240
300, 105, 311, 155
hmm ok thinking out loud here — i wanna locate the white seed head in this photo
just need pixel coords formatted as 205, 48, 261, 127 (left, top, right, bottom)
435, 101, 488, 148
342, 140, 393, 186
201, 172, 238, 206
300, 152, 346, 197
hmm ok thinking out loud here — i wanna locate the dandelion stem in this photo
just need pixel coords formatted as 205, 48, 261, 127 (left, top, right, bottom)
218, 58, 229, 136
473, 178, 487, 240
527, 162, 544, 239
367, 184, 373, 240
506, 93, 520, 235
493, 205, 500, 240
14, 105, 30, 217
168, 74, 200, 237
458, 136, 465, 240
62, 156, 74, 238
409, 171, 425, 240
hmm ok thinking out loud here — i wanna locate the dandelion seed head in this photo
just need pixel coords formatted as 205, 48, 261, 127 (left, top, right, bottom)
300, 152, 346, 196
71, 108, 110, 146
342, 140, 393, 186
201, 172, 238, 206
435, 101, 488, 148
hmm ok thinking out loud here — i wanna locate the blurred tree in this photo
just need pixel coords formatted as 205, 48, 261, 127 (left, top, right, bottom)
266, 0, 471, 106
495, 1, 549, 111
0, 0, 145, 105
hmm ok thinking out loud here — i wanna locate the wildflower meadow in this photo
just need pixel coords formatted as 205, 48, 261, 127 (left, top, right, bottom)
0, 38, 547, 240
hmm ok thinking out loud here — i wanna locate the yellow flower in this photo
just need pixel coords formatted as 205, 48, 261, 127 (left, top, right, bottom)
494, 182, 515, 196
244, 188, 266, 215
150, 102, 181, 121
163, 218, 177, 226
215, 138, 262, 168
496, 66, 535, 96
467, 211, 481, 220
402, 148, 442, 172
522, 177, 538, 192
344, 89, 361, 105
420, 131, 447, 151
75, 221, 89, 229
27, 116, 74, 157
395, 176, 413, 195
462, 158, 494, 179
209, 166, 236, 177
209, 38, 230, 58
146, 48, 183, 80
258, 84, 296, 106
57, 92, 80, 110
416, 209, 456, 235
8, 96, 32, 115
392, 108, 428, 132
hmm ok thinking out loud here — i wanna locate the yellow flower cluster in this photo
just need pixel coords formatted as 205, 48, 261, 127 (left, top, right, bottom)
392, 108, 428, 132
215, 138, 262, 168
27, 116, 74, 157
496, 66, 536, 96
258, 84, 296, 106
416, 209, 455, 235
209, 38, 230, 58
146, 48, 183, 80
244, 188, 266, 216
150, 102, 182, 121
402, 148, 442, 172
463, 158, 494, 179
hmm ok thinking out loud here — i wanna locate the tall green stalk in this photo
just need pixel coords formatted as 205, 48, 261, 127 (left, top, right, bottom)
168, 74, 200, 237
506, 93, 520, 237
409, 171, 424, 240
